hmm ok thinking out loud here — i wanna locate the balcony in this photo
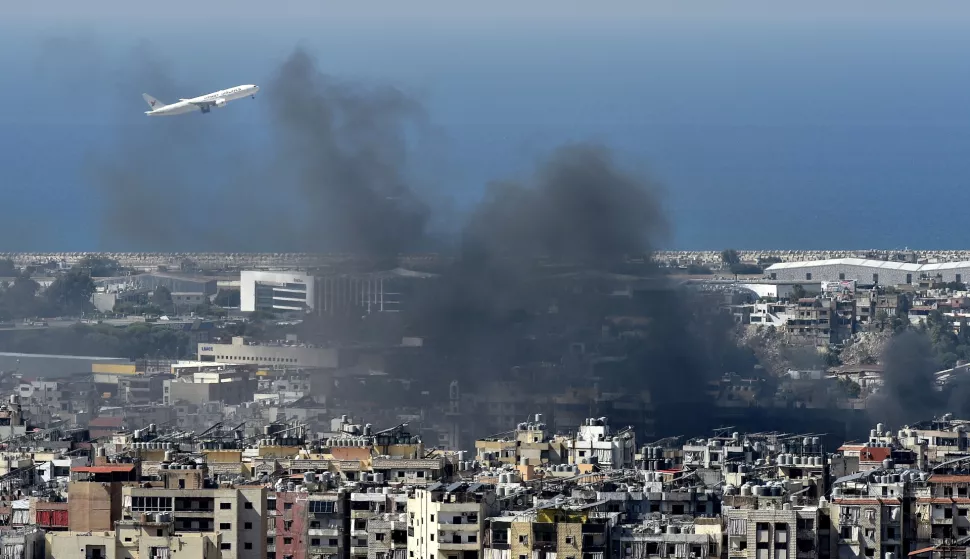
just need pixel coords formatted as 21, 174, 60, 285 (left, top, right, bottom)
439, 523, 480, 531
309, 528, 342, 538
437, 542, 481, 552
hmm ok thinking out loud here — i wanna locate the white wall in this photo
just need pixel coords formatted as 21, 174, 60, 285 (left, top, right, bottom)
240, 271, 314, 313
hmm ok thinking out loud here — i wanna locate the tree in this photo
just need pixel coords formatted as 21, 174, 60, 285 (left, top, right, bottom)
0, 259, 17, 277
686, 264, 713, 275
74, 256, 124, 278
214, 289, 241, 307
730, 263, 764, 275
790, 284, 807, 301
0, 274, 42, 318
836, 377, 862, 398
151, 286, 175, 314
721, 249, 741, 266
45, 270, 95, 315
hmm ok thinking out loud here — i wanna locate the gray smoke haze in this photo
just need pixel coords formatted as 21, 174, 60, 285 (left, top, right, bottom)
462, 144, 669, 267
35, 36, 771, 436
870, 330, 943, 425
265, 49, 431, 259
36, 40, 434, 255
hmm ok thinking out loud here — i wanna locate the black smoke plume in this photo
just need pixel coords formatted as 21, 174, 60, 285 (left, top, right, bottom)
36, 38, 769, 438
869, 330, 942, 426
37, 42, 433, 256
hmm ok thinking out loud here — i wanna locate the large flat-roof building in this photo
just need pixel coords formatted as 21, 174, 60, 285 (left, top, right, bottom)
239, 268, 438, 316
765, 258, 970, 286
197, 337, 343, 368
240, 270, 315, 314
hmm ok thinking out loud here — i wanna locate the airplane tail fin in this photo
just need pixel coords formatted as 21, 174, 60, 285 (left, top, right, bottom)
142, 93, 164, 110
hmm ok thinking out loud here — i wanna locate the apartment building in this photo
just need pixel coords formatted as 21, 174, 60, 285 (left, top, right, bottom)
46, 521, 220, 559
485, 507, 612, 559
306, 491, 350, 559
726, 506, 821, 559
408, 483, 499, 559
122, 466, 267, 559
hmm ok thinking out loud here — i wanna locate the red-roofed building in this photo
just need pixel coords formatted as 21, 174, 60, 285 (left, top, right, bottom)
68, 462, 137, 532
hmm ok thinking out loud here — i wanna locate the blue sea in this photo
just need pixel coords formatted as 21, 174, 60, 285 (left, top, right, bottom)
3, 19, 970, 251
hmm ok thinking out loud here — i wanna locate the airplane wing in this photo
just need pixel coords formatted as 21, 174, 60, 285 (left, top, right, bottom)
181, 98, 214, 108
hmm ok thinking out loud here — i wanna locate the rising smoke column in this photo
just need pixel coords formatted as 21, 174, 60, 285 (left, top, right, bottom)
263, 48, 431, 260
869, 329, 942, 426
39, 36, 769, 431
53, 42, 432, 255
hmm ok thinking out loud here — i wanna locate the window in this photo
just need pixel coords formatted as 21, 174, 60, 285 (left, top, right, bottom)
959, 274, 963, 284
806, 273, 812, 281
906, 274, 913, 284
311, 539, 321, 546
376, 534, 385, 541
430, 515, 435, 522
221, 543, 232, 550
244, 543, 253, 550
220, 502, 232, 510
124, 538, 132, 542
565, 537, 575, 545
284, 538, 293, 545
329, 539, 338, 546
839, 273, 845, 280
468, 535, 477, 543
245, 502, 254, 509
872, 274, 878, 284
220, 523, 231, 530
309, 501, 335, 514
245, 522, 253, 529
519, 535, 528, 544
267, 538, 275, 545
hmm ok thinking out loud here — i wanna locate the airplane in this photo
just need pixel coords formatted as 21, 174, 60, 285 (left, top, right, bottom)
142, 84, 260, 116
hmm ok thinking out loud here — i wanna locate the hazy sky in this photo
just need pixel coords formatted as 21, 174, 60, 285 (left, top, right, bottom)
10, 0, 970, 24
4, 2, 970, 251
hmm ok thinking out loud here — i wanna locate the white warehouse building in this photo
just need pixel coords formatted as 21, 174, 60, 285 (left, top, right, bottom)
765, 258, 970, 286
240, 270, 314, 313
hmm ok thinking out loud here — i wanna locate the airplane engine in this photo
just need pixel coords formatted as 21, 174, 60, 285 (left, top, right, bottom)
214, 98, 228, 108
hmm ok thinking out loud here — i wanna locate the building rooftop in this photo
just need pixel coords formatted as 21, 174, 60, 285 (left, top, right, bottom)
72, 464, 136, 474
767, 257, 970, 272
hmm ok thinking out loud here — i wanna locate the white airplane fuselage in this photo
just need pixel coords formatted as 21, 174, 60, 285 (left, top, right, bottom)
144, 84, 260, 116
